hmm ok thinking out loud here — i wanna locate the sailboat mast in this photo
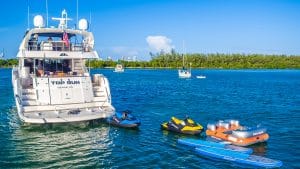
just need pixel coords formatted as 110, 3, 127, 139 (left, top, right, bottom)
182, 54, 184, 67
182, 40, 185, 67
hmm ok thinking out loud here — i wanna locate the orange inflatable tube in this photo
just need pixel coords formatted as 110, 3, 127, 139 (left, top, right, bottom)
206, 120, 269, 146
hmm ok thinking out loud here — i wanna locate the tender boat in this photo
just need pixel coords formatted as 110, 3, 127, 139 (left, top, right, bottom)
161, 117, 203, 135
114, 63, 124, 73
11, 10, 115, 124
206, 120, 269, 146
107, 110, 141, 128
196, 75, 206, 79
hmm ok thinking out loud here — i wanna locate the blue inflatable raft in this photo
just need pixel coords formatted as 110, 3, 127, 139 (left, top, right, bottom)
178, 138, 253, 154
195, 146, 282, 168
107, 111, 141, 128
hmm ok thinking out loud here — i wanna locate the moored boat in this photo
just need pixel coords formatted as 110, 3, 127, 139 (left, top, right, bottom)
12, 10, 115, 124
107, 111, 141, 128
114, 63, 124, 73
196, 75, 206, 79
161, 117, 203, 135
206, 120, 269, 146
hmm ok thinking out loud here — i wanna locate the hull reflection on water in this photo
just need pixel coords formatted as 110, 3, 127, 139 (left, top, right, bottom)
10, 123, 112, 168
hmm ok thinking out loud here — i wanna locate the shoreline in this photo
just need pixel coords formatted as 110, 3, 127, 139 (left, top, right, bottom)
2, 67, 299, 70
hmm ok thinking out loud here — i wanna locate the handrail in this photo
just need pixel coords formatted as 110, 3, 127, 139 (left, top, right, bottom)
27, 41, 91, 52
103, 78, 112, 104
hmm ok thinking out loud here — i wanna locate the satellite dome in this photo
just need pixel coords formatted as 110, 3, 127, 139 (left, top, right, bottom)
78, 19, 88, 30
33, 15, 44, 28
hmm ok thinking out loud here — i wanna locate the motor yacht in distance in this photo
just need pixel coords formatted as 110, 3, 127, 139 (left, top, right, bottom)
12, 10, 115, 124
114, 63, 124, 73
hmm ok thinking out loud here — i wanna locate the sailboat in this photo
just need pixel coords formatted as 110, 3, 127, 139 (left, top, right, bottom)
178, 54, 191, 78
0, 48, 4, 58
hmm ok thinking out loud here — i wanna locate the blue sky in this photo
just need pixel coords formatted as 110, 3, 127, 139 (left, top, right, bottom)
1, 0, 300, 60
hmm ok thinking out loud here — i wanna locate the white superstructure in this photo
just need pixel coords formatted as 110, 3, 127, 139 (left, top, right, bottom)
12, 10, 115, 124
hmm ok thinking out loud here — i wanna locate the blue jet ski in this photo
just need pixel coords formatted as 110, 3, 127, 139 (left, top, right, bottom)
107, 110, 141, 128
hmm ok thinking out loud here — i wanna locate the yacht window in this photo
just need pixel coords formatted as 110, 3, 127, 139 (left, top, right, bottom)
24, 59, 34, 74
40, 59, 72, 76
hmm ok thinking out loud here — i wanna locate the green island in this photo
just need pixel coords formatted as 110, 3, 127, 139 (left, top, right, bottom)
1, 53, 300, 69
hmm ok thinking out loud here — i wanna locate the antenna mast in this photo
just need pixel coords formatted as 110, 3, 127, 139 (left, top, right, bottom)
76, 0, 79, 28
182, 40, 185, 66
46, 0, 48, 27
89, 11, 92, 31
27, 0, 30, 29
52, 10, 72, 29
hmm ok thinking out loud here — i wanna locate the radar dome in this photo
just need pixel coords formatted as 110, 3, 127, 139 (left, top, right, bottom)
78, 19, 88, 30
33, 15, 44, 28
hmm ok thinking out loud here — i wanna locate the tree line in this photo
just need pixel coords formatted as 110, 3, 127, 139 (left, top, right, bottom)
90, 53, 300, 69
1, 53, 300, 69
0, 59, 18, 68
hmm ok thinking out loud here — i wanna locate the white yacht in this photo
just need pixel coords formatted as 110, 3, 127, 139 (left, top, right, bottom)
178, 54, 191, 78
114, 63, 124, 73
12, 10, 115, 124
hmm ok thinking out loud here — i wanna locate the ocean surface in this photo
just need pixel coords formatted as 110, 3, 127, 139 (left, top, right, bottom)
0, 68, 299, 168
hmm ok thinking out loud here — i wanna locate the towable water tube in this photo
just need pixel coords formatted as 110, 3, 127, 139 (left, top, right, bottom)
206, 120, 269, 146
107, 111, 141, 128
161, 117, 203, 135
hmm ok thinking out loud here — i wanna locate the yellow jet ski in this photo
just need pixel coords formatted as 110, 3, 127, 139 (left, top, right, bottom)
161, 116, 203, 135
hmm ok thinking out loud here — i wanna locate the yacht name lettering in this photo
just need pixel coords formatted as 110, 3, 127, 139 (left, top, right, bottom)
51, 79, 80, 85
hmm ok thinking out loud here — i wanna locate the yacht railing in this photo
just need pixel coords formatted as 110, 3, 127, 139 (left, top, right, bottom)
16, 77, 24, 105
27, 41, 91, 52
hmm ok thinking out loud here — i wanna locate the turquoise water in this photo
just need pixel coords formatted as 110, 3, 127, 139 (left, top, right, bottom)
0, 68, 299, 168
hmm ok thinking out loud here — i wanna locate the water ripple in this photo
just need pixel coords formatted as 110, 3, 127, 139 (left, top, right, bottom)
0, 69, 299, 168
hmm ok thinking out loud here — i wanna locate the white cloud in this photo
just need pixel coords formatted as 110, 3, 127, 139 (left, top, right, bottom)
146, 35, 174, 53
